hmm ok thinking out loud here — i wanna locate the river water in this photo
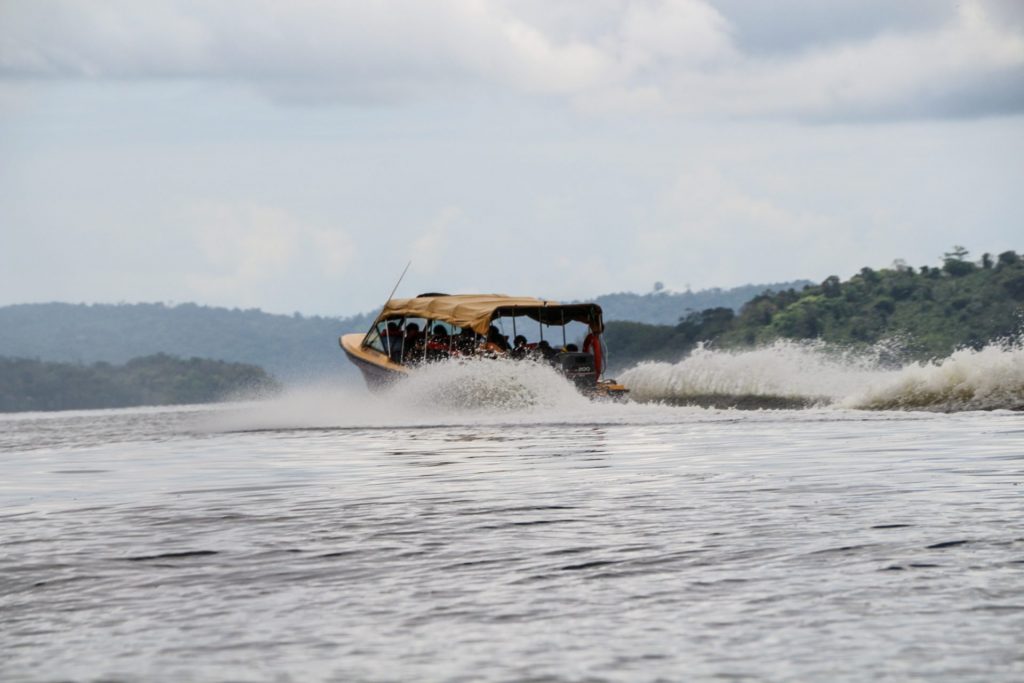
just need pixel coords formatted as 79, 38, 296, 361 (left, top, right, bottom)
2, 344, 1023, 682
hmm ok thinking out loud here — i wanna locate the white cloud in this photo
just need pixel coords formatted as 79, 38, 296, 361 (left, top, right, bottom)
0, 0, 611, 99
618, 0, 735, 71
311, 228, 355, 273
2, 0, 1021, 120
185, 203, 300, 303
182, 202, 355, 306
666, 1, 1024, 121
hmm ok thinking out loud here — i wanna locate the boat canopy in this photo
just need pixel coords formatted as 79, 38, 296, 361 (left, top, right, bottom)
376, 294, 604, 335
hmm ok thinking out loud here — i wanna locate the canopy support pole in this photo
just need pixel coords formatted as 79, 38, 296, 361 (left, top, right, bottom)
424, 319, 431, 364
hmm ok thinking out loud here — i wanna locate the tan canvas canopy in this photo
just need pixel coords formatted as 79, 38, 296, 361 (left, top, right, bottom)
376, 294, 604, 335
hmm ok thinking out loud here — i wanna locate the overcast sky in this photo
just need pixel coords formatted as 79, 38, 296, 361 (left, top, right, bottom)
1, 0, 1022, 317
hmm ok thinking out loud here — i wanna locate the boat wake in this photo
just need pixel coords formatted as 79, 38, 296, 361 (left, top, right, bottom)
208, 358, 599, 433
207, 337, 1023, 436
619, 338, 1024, 413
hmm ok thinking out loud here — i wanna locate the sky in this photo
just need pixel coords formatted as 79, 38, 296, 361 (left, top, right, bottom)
1, 0, 1022, 317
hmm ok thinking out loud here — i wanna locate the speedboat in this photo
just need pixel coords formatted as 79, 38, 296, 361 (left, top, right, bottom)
339, 293, 629, 399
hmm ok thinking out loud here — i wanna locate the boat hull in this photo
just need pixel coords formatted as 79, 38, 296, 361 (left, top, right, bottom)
339, 334, 407, 390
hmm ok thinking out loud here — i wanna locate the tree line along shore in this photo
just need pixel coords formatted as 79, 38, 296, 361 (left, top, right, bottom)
0, 354, 278, 413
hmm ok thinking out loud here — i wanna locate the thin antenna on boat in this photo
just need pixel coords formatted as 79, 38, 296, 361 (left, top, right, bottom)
387, 261, 412, 303
365, 260, 413, 343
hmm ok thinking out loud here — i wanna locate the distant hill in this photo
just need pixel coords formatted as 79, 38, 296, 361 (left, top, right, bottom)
0, 354, 279, 413
603, 249, 1024, 369
591, 281, 813, 325
0, 302, 374, 381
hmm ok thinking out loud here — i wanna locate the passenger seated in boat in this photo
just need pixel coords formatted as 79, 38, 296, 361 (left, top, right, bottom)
486, 325, 510, 353
382, 322, 403, 363
455, 327, 478, 354
536, 339, 557, 360
511, 335, 529, 359
402, 322, 425, 363
426, 325, 451, 362
565, 343, 579, 352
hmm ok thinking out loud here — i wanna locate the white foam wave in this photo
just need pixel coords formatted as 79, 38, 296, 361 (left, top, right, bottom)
619, 338, 1024, 412
841, 340, 1024, 412
394, 357, 591, 413
619, 340, 888, 405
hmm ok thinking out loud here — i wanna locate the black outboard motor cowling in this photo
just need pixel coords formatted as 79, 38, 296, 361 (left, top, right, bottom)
552, 352, 597, 389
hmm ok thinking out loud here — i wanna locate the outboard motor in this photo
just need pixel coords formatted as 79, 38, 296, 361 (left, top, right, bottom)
552, 352, 597, 389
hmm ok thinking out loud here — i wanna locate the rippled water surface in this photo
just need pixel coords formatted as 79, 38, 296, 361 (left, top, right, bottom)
2, 389, 1023, 682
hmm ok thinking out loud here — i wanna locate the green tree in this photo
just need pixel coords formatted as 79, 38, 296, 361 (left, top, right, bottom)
943, 245, 976, 277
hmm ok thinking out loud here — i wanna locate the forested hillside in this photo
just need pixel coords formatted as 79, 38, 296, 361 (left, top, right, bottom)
0, 303, 374, 380
604, 249, 1024, 370
0, 354, 279, 413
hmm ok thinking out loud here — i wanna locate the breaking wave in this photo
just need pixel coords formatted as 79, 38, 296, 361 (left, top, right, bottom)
841, 341, 1024, 412
620, 338, 1024, 412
